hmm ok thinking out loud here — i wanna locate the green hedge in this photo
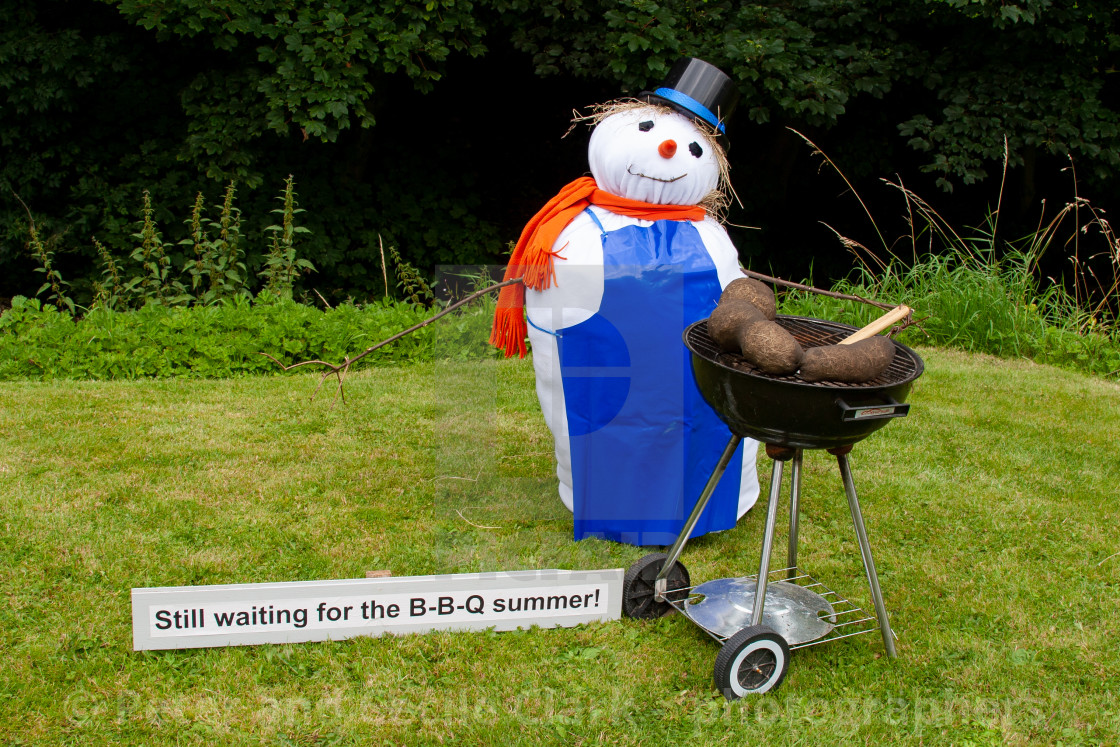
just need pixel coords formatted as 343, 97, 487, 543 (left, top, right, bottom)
0, 295, 500, 380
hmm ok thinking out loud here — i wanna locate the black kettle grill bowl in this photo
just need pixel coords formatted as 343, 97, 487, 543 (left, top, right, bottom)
686, 316, 925, 450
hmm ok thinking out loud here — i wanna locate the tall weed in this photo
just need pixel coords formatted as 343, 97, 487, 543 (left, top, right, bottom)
13, 192, 75, 314
259, 175, 315, 300
127, 189, 191, 306
780, 132, 1120, 378
178, 183, 249, 304
28, 221, 75, 315
91, 238, 128, 311
388, 245, 434, 307
23, 178, 321, 312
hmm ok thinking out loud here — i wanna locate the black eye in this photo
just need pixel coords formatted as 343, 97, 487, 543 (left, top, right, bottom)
689, 142, 703, 158
638, 120, 654, 132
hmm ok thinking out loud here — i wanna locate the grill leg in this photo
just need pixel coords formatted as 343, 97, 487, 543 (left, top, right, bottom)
751, 446, 795, 627
655, 434, 742, 596
787, 449, 803, 580
833, 448, 898, 658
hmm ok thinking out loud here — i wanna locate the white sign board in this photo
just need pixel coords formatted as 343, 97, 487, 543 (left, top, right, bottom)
132, 568, 623, 651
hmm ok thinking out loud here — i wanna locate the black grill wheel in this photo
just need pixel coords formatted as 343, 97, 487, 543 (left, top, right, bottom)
713, 625, 790, 699
622, 553, 691, 620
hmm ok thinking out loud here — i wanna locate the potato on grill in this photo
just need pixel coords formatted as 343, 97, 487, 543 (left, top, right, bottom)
737, 319, 804, 375
719, 278, 776, 320
709, 281, 803, 376
799, 336, 896, 383
708, 298, 765, 350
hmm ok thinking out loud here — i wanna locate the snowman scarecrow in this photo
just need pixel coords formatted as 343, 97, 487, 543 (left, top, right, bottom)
491, 58, 760, 546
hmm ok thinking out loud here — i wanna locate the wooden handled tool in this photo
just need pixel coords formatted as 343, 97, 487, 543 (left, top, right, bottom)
839, 305, 911, 345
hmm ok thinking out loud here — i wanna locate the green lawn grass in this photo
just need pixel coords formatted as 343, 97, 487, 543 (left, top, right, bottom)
2, 350, 1118, 745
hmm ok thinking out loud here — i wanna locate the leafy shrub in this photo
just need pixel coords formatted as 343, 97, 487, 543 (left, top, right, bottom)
0, 295, 455, 380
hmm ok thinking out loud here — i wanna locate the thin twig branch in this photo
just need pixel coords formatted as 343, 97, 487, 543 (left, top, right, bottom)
892, 314, 930, 340
262, 277, 523, 400
740, 268, 896, 310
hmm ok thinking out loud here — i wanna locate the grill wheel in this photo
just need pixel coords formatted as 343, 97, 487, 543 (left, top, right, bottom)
713, 624, 791, 699
622, 553, 691, 620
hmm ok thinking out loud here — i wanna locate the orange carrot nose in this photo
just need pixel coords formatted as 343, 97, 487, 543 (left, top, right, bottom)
658, 139, 677, 158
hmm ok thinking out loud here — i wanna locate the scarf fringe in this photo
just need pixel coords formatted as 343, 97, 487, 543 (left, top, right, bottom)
489, 302, 528, 358
521, 244, 565, 291
489, 242, 564, 358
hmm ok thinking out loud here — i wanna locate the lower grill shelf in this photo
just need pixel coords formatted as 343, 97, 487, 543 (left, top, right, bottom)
666, 566, 885, 650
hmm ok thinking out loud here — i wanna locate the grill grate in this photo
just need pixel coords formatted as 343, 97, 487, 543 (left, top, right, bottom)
688, 316, 922, 389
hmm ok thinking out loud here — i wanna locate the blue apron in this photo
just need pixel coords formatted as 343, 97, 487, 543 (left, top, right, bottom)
558, 209, 743, 545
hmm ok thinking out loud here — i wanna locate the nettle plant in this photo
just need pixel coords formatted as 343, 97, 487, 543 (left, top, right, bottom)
180, 182, 250, 304
22, 174, 451, 316
27, 177, 316, 313
12, 191, 75, 314
259, 175, 316, 300
128, 189, 191, 306
91, 238, 126, 311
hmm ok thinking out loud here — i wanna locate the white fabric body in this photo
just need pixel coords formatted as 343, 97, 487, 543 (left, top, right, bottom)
524, 106, 760, 519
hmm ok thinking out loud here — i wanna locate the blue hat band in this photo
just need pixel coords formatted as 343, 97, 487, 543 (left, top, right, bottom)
653, 87, 726, 134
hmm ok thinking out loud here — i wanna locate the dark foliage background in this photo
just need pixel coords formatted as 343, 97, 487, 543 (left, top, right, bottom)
3, 0, 1117, 304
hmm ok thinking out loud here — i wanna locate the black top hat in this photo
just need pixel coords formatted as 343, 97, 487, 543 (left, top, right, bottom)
641, 58, 740, 142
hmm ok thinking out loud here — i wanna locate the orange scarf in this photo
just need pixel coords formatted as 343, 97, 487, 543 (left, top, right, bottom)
490, 176, 707, 357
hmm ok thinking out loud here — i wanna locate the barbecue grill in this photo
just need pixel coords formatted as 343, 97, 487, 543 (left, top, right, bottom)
621, 315, 924, 699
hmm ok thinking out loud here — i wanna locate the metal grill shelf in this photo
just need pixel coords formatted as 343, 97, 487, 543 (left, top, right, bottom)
666, 566, 883, 650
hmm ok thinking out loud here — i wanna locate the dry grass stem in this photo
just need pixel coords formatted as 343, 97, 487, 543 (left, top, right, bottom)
379, 233, 390, 300
430, 468, 484, 483
453, 508, 501, 530
819, 223, 891, 274
788, 128, 890, 256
